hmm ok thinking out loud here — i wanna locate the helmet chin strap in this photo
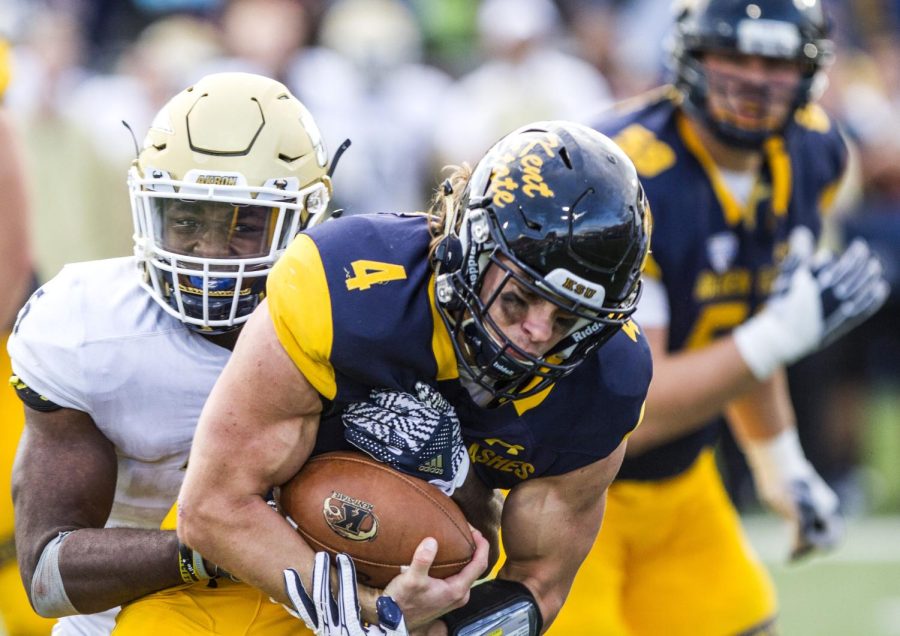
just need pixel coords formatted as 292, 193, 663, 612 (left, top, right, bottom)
161, 268, 264, 335
460, 320, 529, 384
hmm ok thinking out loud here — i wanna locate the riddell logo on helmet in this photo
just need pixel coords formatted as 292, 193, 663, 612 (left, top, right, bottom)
571, 321, 603, 343
465, 253, 480, 285
195, 175, 238, 186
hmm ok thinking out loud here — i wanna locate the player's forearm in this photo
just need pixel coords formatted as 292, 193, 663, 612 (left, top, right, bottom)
451, 475, 502, 575
499, 459, 615, 630
626, 335, 758, 456
497, 526, 594, 632
178, 491, 314, 606
56, 528, 183, 614
726, 369, 795, 445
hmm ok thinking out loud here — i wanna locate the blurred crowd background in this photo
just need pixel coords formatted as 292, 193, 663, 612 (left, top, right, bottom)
0, 0, 898, 515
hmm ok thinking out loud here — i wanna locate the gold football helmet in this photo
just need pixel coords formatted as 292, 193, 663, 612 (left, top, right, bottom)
129, 72, 331, 332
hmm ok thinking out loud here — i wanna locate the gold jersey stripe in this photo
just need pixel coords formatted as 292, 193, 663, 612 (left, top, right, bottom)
677, 112, 793, 226
763, 136, 791, 217
677, 112, 742, 227
268, 234, 337, 399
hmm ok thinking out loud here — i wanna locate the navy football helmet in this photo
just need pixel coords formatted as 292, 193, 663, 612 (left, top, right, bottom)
670, 0, 833, 147
434, 121, 651, 403
130, 72, 331, 334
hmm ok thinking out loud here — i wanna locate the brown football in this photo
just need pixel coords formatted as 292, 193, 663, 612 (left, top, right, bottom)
280, 451, 476, 587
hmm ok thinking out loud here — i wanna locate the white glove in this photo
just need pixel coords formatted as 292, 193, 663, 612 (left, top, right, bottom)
283, 553, 408, 636
743, 428, 844, 562
734, 227, 889, 380
343, 382, 470, 496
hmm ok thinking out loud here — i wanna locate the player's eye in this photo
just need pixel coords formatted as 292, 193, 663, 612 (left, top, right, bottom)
554, 313, 579, 333
499, 291, 527, 322
233, 222, 265, 234
170, 217, 202, 232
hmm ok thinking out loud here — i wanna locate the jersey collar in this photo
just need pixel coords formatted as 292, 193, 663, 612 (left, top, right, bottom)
676, 112, 791, 228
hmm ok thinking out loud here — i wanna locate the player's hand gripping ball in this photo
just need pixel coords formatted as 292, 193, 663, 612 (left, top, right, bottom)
279, 451, 476, 587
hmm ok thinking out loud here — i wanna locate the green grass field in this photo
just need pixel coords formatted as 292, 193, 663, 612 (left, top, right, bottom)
742, 515, 900, 636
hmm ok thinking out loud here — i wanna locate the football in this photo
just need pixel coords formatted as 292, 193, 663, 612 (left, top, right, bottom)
279, 451, 476, 587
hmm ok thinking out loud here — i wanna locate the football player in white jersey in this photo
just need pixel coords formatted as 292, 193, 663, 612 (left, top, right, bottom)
7, 72, 333, 636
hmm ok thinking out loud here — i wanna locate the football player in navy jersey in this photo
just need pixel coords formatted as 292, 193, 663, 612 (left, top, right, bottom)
176, 120, 653, 635
551, 1, 890, 635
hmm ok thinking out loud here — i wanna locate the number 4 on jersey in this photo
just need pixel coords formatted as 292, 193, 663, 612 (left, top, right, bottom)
345, 260, 407, 291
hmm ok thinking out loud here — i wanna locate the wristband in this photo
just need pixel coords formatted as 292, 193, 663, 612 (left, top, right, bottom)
742, 427, 809, 482
178, 541, 212, 583
441, 579, 543, 636
732, 312, 783, 380
31, 531, 78, 617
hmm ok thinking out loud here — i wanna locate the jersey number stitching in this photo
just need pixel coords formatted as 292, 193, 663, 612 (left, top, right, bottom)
345, 260, 407, 291
685, 302, 749, 350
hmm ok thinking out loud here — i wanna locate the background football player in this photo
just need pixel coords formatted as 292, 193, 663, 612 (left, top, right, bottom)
8, 72, 335, 635
170, 120, 652, 636
551, 1, 890, 634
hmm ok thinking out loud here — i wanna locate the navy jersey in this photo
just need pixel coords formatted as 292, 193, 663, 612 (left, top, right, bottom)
593, 89, 847, 480
267, 213, 652, 489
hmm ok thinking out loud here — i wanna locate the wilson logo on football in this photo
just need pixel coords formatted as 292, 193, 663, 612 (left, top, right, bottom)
322, 491, 378, 542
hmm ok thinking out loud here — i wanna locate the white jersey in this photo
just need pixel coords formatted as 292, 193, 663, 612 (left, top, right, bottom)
8, 257, 232, 635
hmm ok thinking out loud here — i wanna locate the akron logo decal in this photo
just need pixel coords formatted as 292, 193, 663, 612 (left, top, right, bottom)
323, 491, 379, 542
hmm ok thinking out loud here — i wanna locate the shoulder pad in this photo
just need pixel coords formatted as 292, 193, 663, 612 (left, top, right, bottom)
612, 124, 676, 178
793, 104, 831, 133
